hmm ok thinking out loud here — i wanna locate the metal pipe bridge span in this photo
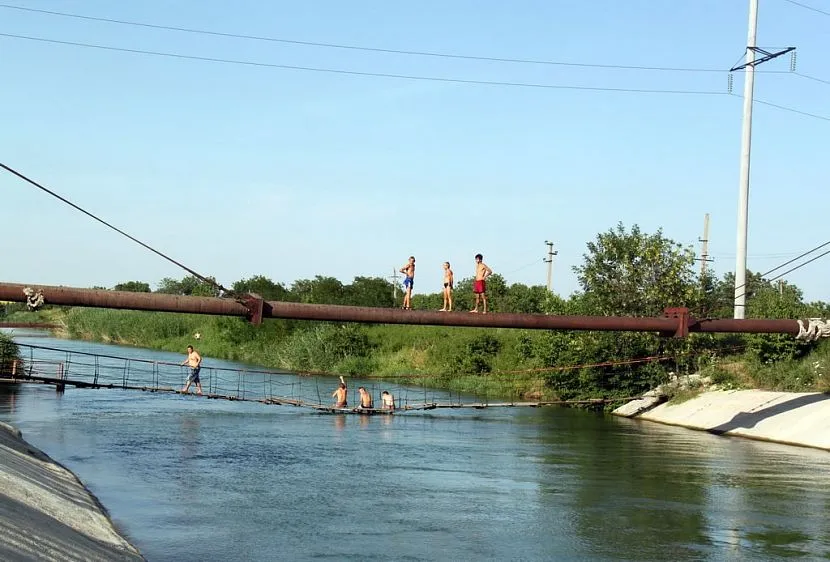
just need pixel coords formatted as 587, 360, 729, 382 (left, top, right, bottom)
1, 282, 828, 340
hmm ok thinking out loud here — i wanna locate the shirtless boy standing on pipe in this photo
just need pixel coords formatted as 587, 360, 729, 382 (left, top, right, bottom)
400, 256, 415, 310
470, 254, 493, 314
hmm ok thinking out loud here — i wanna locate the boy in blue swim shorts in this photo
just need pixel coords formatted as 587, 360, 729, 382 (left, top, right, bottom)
399, 256, 415, 310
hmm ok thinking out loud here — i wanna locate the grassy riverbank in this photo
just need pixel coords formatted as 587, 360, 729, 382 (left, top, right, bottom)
17, 307, 558, 400
6, 223, 829, 405
12, 305, 830, 406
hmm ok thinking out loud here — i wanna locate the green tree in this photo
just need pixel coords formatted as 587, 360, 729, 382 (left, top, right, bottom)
574, 223, 698, 316
190, 276, 221, 297
345, 276, 396, 308
290, 276, 346, 304
232, 275, 291, 301
745, 279, 815, 362
113, 281, 151, 293
503, 283, 548, 314
156, 275, 219, 297
156, 277, 185, 295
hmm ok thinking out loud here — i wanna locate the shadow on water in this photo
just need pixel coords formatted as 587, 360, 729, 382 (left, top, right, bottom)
0, 383, 25, 418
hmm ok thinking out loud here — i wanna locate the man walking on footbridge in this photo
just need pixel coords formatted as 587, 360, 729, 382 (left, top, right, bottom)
181, 345, 203, 395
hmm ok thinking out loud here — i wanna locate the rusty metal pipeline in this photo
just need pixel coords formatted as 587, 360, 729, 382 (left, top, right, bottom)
0, 281, 803, 336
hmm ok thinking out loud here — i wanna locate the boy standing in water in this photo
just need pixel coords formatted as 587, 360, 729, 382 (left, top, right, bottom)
399, 256, 415, 310
440, 262, 454, 312
332, 375, 348, 408
357, 387, 374, 409
470, 253, 493, 314
381, 390, 395, 411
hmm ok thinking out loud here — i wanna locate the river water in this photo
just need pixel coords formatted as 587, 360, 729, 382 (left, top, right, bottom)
2, 333, 830, 561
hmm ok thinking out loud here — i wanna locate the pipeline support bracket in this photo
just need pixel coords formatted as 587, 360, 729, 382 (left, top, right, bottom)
241, 293, 264, 325
662, 307, 691, 338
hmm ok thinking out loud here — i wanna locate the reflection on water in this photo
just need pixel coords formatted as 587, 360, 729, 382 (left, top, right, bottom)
2, 337, 830, 561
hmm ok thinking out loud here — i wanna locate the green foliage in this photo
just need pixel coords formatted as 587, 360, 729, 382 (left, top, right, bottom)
291, 276, 346, 304
48, 222, 830, 405
706, 365, 743, 390
273, 324, 374, 372
504, 283, 548, 314
574, 222, 698, 316
449, 333, 502, 375
538, 331, 671, 401
745, 279, 816, 362
156, 275, 220, 297
113, 281, 151, 293
0, 333, 19, 372
344, 277, 396, 308
232, 275, 291, 301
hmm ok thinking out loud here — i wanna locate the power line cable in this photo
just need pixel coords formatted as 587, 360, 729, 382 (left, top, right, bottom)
729, 239, 830, 304
6, 32, 827, 121
0, 32, 729, 95
793, 72, 830, 86
752, 96, 830, 122
765, 250, 830, 284
758, 240, 830, 281
501, 259, 545, 276
0, 3, 735, 73
780, 0, 830, 17
0, 161, 230, 294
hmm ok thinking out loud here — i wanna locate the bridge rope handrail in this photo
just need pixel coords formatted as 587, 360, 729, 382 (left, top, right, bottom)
14, 342, 291, 376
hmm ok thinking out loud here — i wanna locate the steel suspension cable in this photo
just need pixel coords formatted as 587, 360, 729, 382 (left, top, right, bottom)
0, 162, 231, 294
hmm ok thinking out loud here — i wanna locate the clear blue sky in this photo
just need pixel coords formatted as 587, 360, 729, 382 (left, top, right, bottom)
1, 0, 828, 301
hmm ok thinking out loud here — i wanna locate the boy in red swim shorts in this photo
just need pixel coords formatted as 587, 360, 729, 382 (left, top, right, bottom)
470, 253, 493, 314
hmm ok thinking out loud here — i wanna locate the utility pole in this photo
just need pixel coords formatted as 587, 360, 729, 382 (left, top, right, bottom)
389, 268, 400, 304
733, 0, 758, 320
544, 241, 558, 292
697, 213, 714, 279
729, 0, 795, 319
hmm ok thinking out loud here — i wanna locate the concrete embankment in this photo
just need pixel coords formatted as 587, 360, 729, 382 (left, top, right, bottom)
0, 422, 143, 561
614, 389, 830, 451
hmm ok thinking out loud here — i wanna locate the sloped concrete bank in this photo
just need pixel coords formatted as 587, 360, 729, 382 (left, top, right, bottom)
614, 389, 830, 451
0, 422, 143, 561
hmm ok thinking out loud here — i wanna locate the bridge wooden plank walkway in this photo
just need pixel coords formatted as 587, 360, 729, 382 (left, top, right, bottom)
3, 372, 637, 412
2, 342, 641, 414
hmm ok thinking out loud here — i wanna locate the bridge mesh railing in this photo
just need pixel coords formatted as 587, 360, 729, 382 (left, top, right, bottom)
5, 343, 455, 410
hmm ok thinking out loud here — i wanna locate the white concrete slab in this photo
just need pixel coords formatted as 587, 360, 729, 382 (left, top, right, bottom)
622, 390, 830, 451
0, 422, 143, 561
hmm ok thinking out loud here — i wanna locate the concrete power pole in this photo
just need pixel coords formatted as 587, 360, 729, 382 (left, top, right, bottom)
729, 0, 794, 319
698, 213, 714, 279
733, 0, 758, 320
389, 268, 400, 304
544, 241, 558, 292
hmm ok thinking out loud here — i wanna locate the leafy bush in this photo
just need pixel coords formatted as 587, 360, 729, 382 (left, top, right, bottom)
0, 333, 20, 373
